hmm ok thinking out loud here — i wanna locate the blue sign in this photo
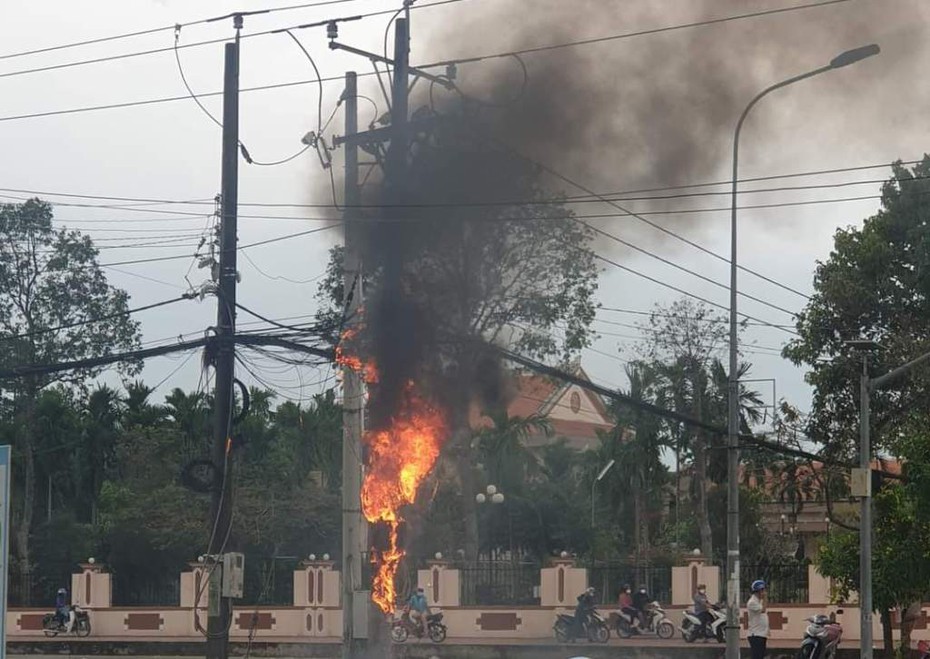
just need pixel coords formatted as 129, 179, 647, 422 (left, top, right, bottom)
0, 446, 11, 659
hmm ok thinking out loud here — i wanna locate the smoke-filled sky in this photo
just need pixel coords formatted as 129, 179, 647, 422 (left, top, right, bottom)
0, 0, 928, 425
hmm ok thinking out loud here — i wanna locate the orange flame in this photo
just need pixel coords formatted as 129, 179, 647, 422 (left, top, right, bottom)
361, 388, 445, 613
336, 328, 379, 383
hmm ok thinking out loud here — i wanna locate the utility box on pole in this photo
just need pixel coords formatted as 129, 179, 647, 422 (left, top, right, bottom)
850, 468, 871, 497
221, 553, 245, 599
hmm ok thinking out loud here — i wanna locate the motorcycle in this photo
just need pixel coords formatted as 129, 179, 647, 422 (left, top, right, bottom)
42, 605, 91, 637
681, 602, 726, 643
797, 613, 842, 659
614, 601, 675, 639
390, 608, 447, 643
553, 609, 610, 644
918, 639, 930, 658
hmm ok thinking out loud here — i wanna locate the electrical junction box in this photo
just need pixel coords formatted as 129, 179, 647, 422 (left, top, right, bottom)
850, 468, 871, 497
221, 552, 245, 599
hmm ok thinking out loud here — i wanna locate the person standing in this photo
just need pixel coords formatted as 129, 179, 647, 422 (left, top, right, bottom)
747, 580, 769, 659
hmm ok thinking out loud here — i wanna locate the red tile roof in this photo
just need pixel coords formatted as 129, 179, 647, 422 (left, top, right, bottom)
469, 373, 612, 447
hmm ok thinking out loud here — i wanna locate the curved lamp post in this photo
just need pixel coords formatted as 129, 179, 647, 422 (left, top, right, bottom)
726, 43, 880, 659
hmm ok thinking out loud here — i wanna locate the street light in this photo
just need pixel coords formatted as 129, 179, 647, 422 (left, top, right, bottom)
727, 43, 880, 659
591, 459, 616, 527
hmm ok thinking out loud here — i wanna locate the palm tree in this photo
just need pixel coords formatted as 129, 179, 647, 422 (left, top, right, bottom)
473, 412, 551, 493
597, 363, 669, 559
122, 381, 167, 430
648, 356, 765, 559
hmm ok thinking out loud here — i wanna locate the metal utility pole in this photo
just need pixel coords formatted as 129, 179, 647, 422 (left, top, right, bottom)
858, 350, 873, 659
206, 31, 241, 659
340, 70, 366, 659
849, 340, 930, 659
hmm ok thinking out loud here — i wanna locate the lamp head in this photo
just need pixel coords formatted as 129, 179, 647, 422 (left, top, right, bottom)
830, 44, 880, 69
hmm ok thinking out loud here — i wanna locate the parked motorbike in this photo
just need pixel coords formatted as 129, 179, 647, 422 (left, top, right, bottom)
797, 613, 843, 659
681, 603, 726, 643
553, 609, 610, 644
390, 608, 446, 643
42, 605, 91, 637
918, 639, 930, 658
614, 601, 675, 639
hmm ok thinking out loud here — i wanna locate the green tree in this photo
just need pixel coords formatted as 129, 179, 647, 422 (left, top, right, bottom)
596, 363, 669, 559
784, 157, 930, 460
474, 412, 551, 494
817, 483, 930, 656
0, 199, 140, 580
635, 299, 762, 559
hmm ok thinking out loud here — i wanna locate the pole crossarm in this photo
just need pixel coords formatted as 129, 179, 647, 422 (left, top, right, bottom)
328, 41, 454, 89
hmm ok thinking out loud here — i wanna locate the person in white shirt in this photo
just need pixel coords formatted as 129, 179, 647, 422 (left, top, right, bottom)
747, 580, 768, 659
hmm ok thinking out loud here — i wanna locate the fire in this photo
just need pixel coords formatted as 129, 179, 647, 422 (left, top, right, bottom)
361, 388, 445, 613
335, 327, 379, 383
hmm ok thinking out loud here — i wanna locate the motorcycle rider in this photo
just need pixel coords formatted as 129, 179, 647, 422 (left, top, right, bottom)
618, 584, 638, 622
693, 583, 712, 639
572, 586, 596, 640
747, 579, 768, 659
632, 585, 650, 630
54, 588, 74, 632
407, 587, 429, 637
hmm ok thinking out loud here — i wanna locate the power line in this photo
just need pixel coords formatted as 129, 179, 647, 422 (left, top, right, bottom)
578, 218, 797, 317
0, 294, 195, 343
5, 190, 912, 225
1, 157, 922, 210
0, 0, 849, 123
460, 113, 814, 302
420, 0, 854, 67
0, 0, 472, 83
589, 248, 798, 336
97, 223, 339, 267
597, 306, 796, 330
0, 0, 367, 62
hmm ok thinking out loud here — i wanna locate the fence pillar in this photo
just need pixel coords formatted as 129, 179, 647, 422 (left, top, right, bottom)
294, 557, 340, 607
417, 558, 460, 607
71, 559, 111, 608
540, 557, 587, 607
671, 551, 718, 606
808, 563, 833, 604
180, 559, 208, 609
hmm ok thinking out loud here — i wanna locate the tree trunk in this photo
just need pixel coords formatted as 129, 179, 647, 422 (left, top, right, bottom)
693, 434, 713, 559
447, 384, 479, 563
692, 379, 713, 560
881, 608, 894, 658
14, 392, 36, 604
632, 470, 645, 559
900, 601, 921, 657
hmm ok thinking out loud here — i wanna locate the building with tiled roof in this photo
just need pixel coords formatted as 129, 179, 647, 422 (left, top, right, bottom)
470, 368, 615, 451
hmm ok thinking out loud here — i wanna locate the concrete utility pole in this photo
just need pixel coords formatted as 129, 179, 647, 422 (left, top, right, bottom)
326, 13, 451, 654
340, 70, 366, 659
849, 341, 930, 659
206, 17, 244, 659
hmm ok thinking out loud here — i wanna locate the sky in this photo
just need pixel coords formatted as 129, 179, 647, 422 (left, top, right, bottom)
1, 0, 928, 428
